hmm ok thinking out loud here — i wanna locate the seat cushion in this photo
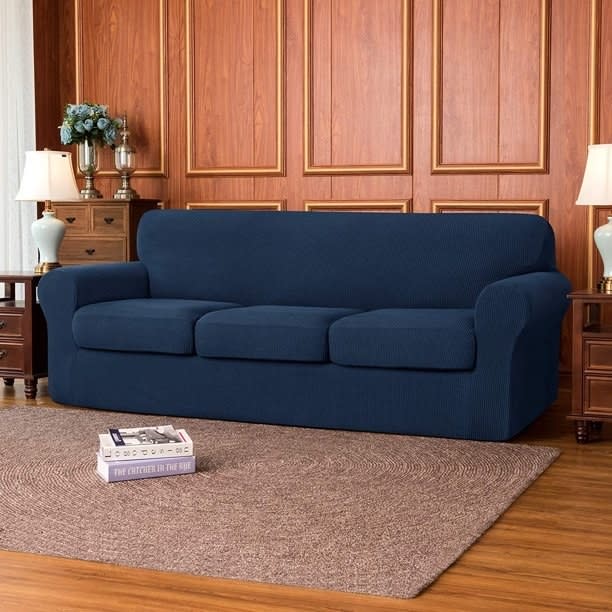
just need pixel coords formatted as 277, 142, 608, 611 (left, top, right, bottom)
73, 299, 239, 355
329, 308, 476, 370
195, 305, 360, 362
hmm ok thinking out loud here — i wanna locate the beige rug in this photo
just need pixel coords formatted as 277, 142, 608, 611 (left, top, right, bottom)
0, 406, 559, 599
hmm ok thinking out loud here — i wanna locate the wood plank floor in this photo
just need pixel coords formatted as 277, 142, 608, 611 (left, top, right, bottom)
0, 382, 610, 611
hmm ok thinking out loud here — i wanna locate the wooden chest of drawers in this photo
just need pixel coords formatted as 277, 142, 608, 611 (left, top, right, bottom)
569, 289, 612, 442
0, 272, 47, 399
51, 199, 160, 264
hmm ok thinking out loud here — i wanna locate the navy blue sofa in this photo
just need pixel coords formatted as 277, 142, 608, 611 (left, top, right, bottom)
38, 210, 570, 441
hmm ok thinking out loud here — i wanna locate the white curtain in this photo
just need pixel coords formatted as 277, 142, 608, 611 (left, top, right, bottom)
0, 0, 36, 272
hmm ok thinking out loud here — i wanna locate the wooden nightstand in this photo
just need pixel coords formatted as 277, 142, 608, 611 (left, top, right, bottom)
0, 272, 47, 399
51, 198, 160, 264
568, 289, 612, 442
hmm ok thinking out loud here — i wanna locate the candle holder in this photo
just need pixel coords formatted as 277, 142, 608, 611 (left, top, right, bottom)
113, 114, 139, 199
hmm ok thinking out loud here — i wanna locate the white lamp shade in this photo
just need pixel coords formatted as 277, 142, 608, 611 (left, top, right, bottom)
15, 150, 80, 201
576, 144, 612, 205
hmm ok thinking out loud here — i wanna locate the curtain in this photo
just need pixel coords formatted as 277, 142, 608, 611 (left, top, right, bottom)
0, 0, 36, 272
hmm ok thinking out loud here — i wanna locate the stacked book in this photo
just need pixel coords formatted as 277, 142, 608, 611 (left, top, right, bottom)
96, 425, 195, 483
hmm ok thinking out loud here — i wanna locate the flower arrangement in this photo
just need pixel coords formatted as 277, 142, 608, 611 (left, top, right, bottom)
59, 102, 122, 147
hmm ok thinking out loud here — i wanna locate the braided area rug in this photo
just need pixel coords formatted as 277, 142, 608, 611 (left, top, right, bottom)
0, 406, 559, 599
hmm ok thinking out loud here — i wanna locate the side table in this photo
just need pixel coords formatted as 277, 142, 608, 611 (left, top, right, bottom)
0, 272, 47, 399
568, 289, 612, 442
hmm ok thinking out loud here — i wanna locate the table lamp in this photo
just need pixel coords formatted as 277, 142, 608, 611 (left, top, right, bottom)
15, 150, 80, 274
576, 143, 612, 293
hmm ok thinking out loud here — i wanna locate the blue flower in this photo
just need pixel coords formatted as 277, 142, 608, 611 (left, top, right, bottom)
103, 126, 117, 145
60, 102, 121, 146
59, 124, 72, 144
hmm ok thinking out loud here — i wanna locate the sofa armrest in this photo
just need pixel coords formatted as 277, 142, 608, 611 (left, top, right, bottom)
38, 263, 150, 403
470, 271, 571, 439
475, 271, 571, 338
38, 262, 150, 315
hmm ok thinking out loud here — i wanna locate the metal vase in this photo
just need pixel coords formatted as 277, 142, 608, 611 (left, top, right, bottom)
77, 140, 102, 198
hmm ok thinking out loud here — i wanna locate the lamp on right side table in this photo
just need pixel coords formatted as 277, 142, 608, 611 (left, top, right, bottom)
576, 143, 612, 293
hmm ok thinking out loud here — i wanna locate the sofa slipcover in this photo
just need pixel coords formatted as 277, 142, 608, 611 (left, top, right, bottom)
73, 298, 238, 355
195, 305, 360, 362
329, 308, 476, 370
38, 210, 571, 441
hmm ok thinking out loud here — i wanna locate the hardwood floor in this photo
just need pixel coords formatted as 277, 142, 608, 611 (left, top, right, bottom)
0, 382, 610, 611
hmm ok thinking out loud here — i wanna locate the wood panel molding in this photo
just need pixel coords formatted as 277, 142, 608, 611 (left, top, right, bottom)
431, 0, 550, 174
74, 0, 167, 177
304, 200, 411, 213
303, 0, 411, 175
587, 0, 602, 287
186, 201, 286, 211
432, 200, 549, 218
186, 0, 285, 176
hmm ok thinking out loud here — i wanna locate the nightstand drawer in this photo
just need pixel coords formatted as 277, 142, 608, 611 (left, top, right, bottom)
91, 206, 126, 234
60, 237, 126, 263
585, 340, 612, 371
0, 343, 24, 370
584, 376, 612, 416
0, 313, 23, 337
54, 205, 90, 234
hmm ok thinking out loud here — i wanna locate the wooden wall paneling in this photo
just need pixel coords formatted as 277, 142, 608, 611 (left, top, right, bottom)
75, 0, 167, 187
432, 200, 549, 217
255, 0, 330, 210
600, 0, 612, 140
186, 201, 286, 211
589, 0, 612, 288
543, 0, 590, 371
164, 0, 186, 208
432, 0, 550, 173
304, 200, 411, 213
33, 1, 62, 149
412, 0, 497, 213
330, 174, 413, 201
304, 0, 410, 174
186, 0, 284, 176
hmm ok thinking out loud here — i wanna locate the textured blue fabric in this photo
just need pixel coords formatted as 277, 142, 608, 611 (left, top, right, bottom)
329, 309, 475, 369
38, 263, 151, 394
196, 305, 359, 362
138, 210, 557, 308
73, 299, 239, 355
38, 212, 572, 441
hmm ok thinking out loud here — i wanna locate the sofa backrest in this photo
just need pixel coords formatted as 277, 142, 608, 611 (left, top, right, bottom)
137, 210, 557, 308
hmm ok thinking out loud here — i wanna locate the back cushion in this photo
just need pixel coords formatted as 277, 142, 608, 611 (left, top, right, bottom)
137, 210, 556, 309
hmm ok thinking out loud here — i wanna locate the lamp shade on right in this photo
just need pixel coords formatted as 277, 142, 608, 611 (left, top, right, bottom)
576, 143, 612, 292
576, 144, 612, 206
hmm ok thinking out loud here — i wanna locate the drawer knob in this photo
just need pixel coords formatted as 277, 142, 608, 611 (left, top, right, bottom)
66, 216, 76, 224
0, 320, 5, 329
85, 248, 96, 256
104, 217, 115, 225
0, 350, 7, 359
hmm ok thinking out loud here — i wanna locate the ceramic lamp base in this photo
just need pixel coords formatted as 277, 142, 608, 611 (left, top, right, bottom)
31, 210, 66, 275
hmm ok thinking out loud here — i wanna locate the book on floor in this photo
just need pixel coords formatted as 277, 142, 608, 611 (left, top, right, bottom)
99, 426, 193, 461
96, 451, 196, 483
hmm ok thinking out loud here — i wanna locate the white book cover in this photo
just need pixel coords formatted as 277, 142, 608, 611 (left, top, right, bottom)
96, 451, 196, 483
99, 427, 193, 461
